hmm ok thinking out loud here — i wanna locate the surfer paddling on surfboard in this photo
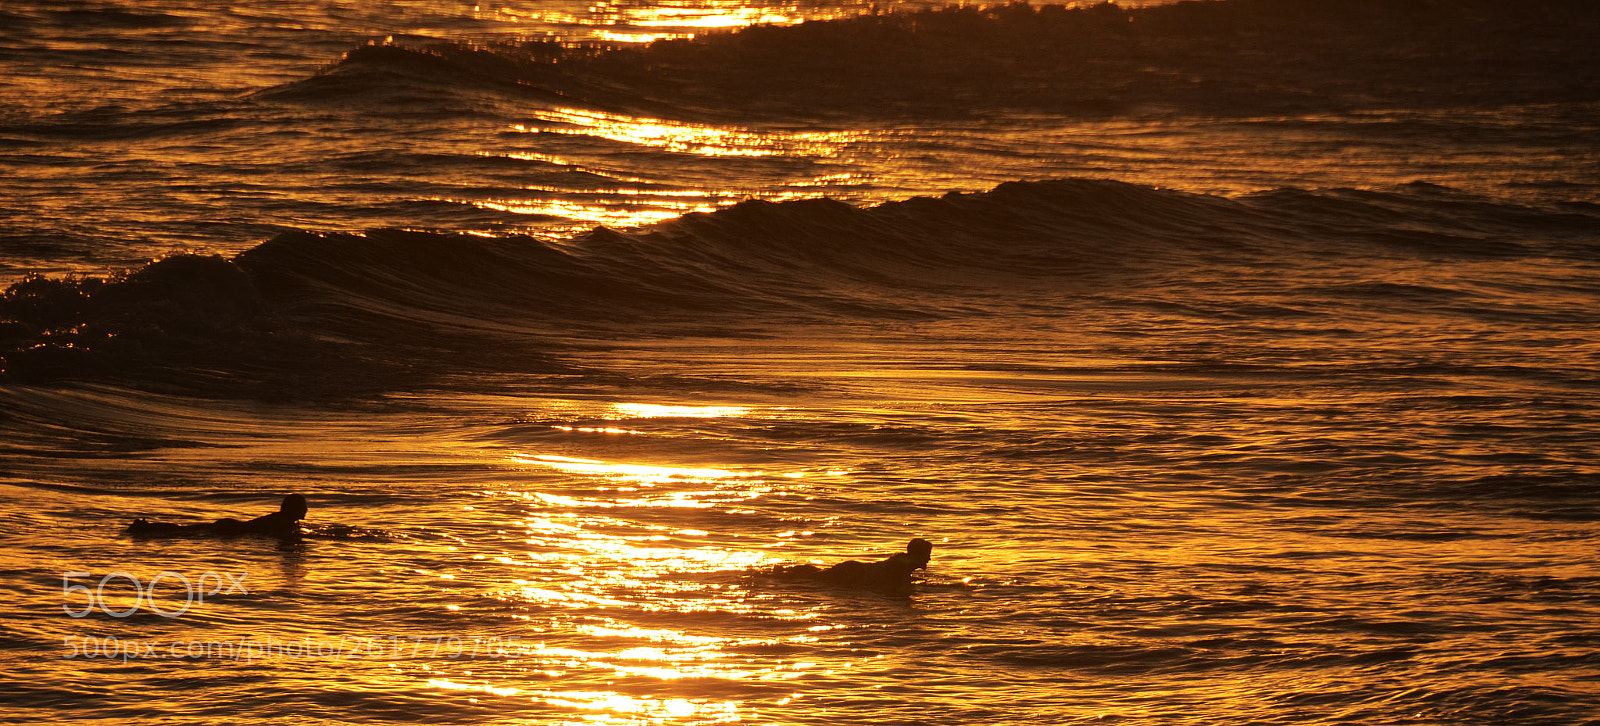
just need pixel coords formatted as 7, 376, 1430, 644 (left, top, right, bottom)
772, 538, 933, 588
128, 493, 308, 542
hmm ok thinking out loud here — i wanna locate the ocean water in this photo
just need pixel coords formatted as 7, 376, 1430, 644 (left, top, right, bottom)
2, 1, 1599, 724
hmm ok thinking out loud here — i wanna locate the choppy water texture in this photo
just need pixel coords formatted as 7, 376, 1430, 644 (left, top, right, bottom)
2, 1, 1599, 724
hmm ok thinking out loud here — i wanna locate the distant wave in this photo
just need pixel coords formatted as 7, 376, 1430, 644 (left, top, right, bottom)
2, 179, 1595, 392
264, 0, 1600, 119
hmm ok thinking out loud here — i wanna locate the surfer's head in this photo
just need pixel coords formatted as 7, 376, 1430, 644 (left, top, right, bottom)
280, 493, 308, 520
906, 538, 933, 569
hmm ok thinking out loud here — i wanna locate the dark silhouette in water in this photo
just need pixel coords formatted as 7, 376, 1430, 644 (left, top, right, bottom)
128, 494, 307, 542
772, 538, 933, 588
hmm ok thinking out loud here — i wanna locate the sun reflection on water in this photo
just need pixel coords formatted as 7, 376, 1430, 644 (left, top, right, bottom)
427, 678, 521, 697
470, 197, 710, 226
513, 108, 874, 158
592, 29, 687, 43
534, 690, 740, 723
516, 454, 753, 483
553, 425, 646, 434
470, 145, 878, 230
409, 399, 832, 721
485, 0, 844, 44
610, 402, 752, 418
623, 5, 802, 29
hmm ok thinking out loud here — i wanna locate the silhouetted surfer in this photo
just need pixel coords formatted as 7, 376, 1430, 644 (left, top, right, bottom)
127, 494, 307, 542
772, 538, 933, 588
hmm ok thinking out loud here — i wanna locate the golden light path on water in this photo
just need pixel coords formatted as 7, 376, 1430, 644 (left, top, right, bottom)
467, 112, 889, 227
478, 0, 835, 44
411, 401, 828, 723
515, 108, 876, 158
470, 198, 710, 227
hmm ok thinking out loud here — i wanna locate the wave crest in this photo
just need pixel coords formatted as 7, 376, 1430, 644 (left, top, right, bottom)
266, 0, 1600, 119
4, 179, 1593, 392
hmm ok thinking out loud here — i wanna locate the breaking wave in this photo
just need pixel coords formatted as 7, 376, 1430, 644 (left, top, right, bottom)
264, 0, 1600, 120
2, 179, 1594, 392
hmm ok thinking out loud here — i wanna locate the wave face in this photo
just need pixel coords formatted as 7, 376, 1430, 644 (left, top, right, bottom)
3, 179, 1595, 394
276, 0, 1600, 119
